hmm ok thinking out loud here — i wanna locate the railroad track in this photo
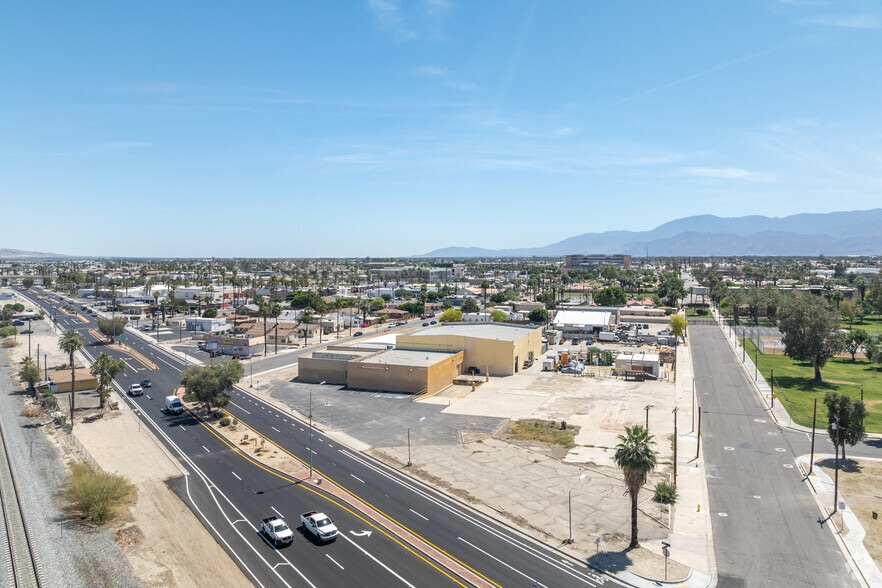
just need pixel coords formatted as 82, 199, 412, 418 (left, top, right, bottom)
0, 422, 43, 587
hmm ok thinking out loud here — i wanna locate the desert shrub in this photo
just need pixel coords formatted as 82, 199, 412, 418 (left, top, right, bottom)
232, 418, 239, 426
219, 416, 231, 427
21, 406, 44, 418
64, 462, 132, 523
653, 480, 678, 504
1, 337, 20, 348
0, 325, 17, 338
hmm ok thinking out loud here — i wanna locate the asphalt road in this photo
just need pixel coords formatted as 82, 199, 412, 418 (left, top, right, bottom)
27, 288, 620, 588
690, 324, 860, 588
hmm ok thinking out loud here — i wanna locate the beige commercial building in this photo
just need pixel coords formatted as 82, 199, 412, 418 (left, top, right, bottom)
299, 323, 543, 393
396, 323, 543, 377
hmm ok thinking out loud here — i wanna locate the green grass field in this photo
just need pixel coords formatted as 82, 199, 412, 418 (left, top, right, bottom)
745, 339, 882, 433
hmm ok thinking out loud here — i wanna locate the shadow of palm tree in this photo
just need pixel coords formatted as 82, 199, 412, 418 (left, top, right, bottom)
586, 546, 634, 573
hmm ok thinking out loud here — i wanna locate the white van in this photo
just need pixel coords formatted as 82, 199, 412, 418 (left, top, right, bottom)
164, 395, 184, 415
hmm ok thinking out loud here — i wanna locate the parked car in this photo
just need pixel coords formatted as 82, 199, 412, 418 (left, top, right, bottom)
128, 383, 144, 396
11, 319, 24, 326
430, 320, 437, 324
354, 331, 363, 337
658, 328, 672, 335
422, 322, 429, 327
140, 379, 152, 388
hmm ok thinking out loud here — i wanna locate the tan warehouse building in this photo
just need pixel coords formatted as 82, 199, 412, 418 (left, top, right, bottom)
299, 323, 543, 393
396, 323, 543, 377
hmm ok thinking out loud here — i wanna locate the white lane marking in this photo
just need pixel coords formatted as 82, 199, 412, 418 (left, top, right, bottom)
232, 472, 242, 481
328, 444, 334, 448
272, 506, 284, 519
458, 536, 546, 586
272, 426, 281, 433
179, 425, 186, 431
340, 534, 416, 587
230, 401, 251, 414
409, 509, 428, 521
123, 394, 309, 587
351, 474, 365, 484
775, 448, 787, 452
338, 449, 601, 586
202, 445, 211, 453
326, 554, 344, 570
719, 512, 729, 517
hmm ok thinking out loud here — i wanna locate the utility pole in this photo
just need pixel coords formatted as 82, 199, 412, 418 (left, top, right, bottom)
644, 405, 653, 430
832, 414, 840, 514
808, 398, 817, 476
672, 407, 679, 486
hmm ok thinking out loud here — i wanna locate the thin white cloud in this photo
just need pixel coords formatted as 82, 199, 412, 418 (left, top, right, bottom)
446, 80, 476, 91
681, 166, 773, 181
108, 82, 198, 94
414, 65, 451, 78
805, 14, 882, 29
367, 0, 416, 40
423, 0, 451, 14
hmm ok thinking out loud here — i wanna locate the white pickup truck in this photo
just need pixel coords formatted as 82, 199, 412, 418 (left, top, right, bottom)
300, 511, 338, 542
261, 516, 294, 547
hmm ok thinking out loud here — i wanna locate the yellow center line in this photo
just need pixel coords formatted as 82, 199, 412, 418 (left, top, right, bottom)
191, 409, 500, 588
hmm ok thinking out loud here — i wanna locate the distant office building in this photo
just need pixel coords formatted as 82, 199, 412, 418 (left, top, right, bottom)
565, 254, 632, 269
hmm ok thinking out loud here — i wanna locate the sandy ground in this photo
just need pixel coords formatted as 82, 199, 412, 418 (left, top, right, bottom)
2, 292, 250, 588
820, 459, 882, 564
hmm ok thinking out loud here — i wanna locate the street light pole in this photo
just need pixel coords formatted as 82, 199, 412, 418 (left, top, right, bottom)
672, 407, 679, 486
567, 473, 587, 543
832, 414, 840, 514
691, 376, 710, 434
644, 405, 653, 430
407, 416, 427, 466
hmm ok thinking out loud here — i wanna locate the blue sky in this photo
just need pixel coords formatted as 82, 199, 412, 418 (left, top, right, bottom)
2, 1, 882, 258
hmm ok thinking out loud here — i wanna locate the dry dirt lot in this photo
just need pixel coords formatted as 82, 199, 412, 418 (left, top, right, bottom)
820, 459, 882, 564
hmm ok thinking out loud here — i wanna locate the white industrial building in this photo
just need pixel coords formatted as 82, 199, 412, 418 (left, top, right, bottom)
552, 310, 614, 334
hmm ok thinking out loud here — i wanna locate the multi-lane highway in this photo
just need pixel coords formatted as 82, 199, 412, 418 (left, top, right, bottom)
27, 288, 619, 588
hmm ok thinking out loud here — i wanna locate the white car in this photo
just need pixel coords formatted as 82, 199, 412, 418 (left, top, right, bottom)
128, 383, 144, 396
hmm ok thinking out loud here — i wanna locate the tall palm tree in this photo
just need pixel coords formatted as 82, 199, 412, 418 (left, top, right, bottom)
613, 425, 658, 549
270, 302, 282, 354
58, 329, 84, 429
90, 352, 126, 409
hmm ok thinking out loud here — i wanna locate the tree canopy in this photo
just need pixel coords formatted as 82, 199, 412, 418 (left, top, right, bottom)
594, 286, 626, 306
824, 391, 867, 460
489, 309, 507, 322
528, 308, 548, 323
90, 352, 126, 409
777, 292, 840, 381
460, 297, 480, 314
180, 361, 243, 412
97, 316, 128, 342
657, 273, 686, 307
18, 356, 40, 392
669, 314, 687, 341
439, 308, 462, 322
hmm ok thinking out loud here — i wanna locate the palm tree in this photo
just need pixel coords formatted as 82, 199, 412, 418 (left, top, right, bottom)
613, 425, 658, 549
270, 302, 282, 354
90, 352, 127, 409
58, 329, 84, 429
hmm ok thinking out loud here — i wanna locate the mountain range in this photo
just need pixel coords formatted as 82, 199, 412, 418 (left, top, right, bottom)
419, 209, 882, 257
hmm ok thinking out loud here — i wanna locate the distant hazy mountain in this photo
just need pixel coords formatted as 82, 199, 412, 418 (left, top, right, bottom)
419, 209, 882, 257
0, 248, 68, 260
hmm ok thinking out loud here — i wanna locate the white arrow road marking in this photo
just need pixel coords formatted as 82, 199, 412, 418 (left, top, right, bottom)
349, 530, 373, 537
